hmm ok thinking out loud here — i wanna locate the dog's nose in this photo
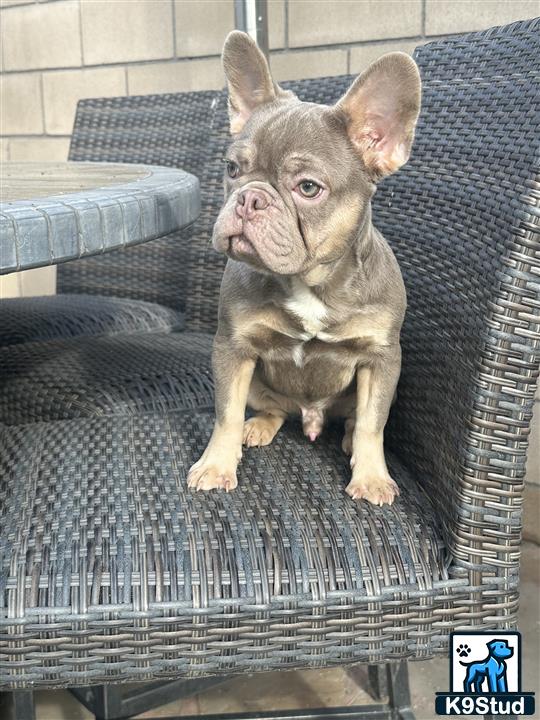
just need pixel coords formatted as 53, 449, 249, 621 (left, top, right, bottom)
236, 189, 269, 219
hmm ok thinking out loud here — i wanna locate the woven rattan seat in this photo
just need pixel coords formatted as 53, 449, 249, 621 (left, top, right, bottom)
0, 294, 184, 347
1, 19, 539, 697
0, 332, 213, 424
0, 408, 448, 686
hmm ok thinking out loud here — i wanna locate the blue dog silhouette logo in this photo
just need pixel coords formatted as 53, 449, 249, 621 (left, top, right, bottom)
435, 631, 535, 715
458, 639, 513, 693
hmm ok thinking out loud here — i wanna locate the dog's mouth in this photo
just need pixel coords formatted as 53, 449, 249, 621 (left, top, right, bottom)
228, 234, 258, 260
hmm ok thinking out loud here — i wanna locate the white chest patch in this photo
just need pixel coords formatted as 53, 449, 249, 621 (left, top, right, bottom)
291, 344, 304, 367
284, 279, 328, 338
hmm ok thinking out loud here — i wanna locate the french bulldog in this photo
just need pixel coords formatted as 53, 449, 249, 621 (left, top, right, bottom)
187, 31, 421, 506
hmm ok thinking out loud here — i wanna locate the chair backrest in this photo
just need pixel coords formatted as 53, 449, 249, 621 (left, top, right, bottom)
65, 20, 540, 567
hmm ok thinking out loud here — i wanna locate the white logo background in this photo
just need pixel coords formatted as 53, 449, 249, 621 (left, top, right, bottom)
451, 633, 520, 693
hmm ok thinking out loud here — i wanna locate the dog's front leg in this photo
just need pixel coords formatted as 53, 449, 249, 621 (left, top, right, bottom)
346, 344, 401, 506
187, 337, 255, 492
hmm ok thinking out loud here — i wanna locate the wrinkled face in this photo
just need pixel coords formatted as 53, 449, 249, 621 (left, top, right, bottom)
213, 101, 373, 275
214, 32, 421, 275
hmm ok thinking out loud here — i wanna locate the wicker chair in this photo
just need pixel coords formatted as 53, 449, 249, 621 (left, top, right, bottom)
1, 18, 539, 720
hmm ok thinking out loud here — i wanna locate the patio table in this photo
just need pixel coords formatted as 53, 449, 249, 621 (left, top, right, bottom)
0, 162, 200, 274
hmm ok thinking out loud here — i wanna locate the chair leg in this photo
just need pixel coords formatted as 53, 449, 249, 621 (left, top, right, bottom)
346, 663, 386, 702
386, 661, 415, 720
70, 677, 228, 719
11, 691, 36, 720
367, 665, 384, 701
347, 660, 414, 719
68, 667, 415, 720
70, 686, 124, 720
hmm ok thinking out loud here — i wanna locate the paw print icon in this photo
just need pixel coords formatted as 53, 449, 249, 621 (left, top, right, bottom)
456, 644, 471, 658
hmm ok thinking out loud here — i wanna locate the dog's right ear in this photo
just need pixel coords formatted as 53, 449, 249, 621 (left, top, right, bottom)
222, 31, 286, 134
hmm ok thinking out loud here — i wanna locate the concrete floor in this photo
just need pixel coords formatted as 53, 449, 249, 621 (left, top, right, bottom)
3, 542, 539, 720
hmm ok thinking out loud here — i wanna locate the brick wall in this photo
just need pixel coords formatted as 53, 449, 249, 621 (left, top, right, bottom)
0, 0, 538, 489
1, 0, 539, 162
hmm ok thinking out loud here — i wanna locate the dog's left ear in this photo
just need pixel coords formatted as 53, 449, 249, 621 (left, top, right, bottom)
337, 52, 421, 179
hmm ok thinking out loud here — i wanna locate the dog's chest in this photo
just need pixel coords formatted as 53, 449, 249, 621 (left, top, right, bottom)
276, 281, 360, 378
252, 282, 377, 401
244, 280, 379, 383
283, 279, 329, 340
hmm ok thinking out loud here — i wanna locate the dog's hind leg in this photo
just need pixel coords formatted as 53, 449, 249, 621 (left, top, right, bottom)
243, 413, 286, 447
327, 392, 356, 454
243, 374, 296, 447
341, 417, 355, 455
463, 668, 475, 693
474, 678, 484, 693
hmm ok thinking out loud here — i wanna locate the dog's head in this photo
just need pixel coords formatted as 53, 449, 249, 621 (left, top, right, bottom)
212, 31, 421, 277
487, 640, 514, 660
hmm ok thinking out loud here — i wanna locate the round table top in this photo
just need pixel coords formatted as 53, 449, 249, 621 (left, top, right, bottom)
0, 161, 200, 274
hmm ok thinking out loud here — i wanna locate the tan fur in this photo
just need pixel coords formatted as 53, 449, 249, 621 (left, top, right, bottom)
346, 360, 401, 505
243, 414, 285, 447
187, 358, 255, 492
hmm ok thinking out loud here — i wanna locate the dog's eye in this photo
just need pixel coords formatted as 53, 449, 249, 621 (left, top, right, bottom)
297, 180, 322, 198
225, 160, 240, 179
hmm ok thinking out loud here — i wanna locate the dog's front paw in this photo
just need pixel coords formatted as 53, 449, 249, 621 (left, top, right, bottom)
187, 456, 238, 492
346, 472, 399, 506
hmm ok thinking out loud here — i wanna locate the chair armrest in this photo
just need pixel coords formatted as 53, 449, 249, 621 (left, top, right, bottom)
387, 249, 539, 574
372, 19, 540, 598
